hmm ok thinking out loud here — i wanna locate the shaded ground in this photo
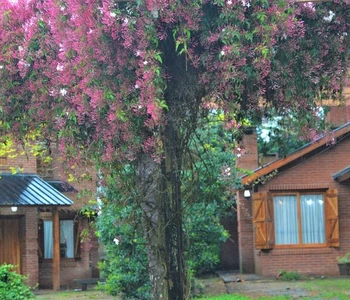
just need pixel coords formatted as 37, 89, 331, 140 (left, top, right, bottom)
35, 272, 350, 299
35, 289, 119, 299
199, 271, 350, 299
219, 271, 310, 298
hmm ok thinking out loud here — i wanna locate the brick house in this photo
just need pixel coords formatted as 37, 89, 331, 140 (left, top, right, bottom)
236, 122, 350, 277
0, 148, 99, 290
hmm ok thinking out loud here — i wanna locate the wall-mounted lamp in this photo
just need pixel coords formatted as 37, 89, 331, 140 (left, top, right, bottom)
11, 206, 18, 212
243, 189, 251, 198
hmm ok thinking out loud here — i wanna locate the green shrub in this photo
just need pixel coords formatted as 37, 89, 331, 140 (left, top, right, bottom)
97, 201, 150, 299
0, 264, 34, 300
185, 201, 229, 276
278, 270, 301, 281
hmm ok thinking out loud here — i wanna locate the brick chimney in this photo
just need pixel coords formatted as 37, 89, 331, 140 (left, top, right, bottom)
235, 126, 259, 172
324, 77, 350, 128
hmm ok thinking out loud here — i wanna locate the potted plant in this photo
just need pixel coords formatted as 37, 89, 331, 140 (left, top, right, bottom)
337, 252, 350, 275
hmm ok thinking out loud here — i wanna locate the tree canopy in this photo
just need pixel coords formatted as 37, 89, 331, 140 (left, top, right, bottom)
0, 0, 349, 299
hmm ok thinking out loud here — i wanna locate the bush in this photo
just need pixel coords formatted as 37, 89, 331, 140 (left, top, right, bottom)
0, 264, 34, 300
185, 201, 229, 276
97, 201, 150, 299
278, 270, 301, 281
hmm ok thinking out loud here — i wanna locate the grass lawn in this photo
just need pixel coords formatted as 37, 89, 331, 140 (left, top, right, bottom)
196, 277, 350, 300
35, 290, 119, 299
34, 277, 350, 299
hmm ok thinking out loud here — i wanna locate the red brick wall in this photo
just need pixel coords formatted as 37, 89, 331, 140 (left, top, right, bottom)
236, 127, 259, 172
0, 147, 37, 173
238, 136, 350, 276
237, 190, 255, 273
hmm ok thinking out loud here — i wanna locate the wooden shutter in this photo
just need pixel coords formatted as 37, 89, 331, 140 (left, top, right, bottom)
325, 189, 339, 247
252, 192, 274, 250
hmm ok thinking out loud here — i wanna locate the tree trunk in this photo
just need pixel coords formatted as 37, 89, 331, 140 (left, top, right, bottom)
163, 121, 187, 300
137, 127, 187, 300
137, 153, 169, 299
137, 28, 202, 300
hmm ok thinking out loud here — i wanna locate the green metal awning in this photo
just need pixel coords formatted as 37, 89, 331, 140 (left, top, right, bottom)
0, 173, 73, 206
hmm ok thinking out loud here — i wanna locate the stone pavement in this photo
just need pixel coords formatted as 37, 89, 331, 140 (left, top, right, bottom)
216, 271, 311, 298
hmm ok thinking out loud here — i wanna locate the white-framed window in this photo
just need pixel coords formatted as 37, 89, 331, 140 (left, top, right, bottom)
43, 220, 74, 258
273, 193, 325, 245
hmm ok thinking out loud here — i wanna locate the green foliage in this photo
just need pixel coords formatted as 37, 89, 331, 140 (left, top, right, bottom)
336, 252, 350, 264
301, 278, 350, 294
278, 270, 301, 281
96, 113, 236, 297
97, 194, 150, 299
185, 202, 229, 276
257, 107, 328, 158
0, 264, 34, 300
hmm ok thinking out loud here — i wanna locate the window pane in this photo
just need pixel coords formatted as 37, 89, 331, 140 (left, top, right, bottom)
301, 194, 325, 244
60, 220, 74, 258
274, 195, 298, 245
44, 220, 75, 259
44, 220, 53, 259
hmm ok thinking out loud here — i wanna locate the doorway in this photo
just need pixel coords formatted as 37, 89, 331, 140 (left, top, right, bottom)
0, 216, 22, 273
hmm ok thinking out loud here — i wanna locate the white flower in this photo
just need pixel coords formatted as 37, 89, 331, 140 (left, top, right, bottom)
227, 0, 232, 5
113, 238, 119, 245
0, 65, 3, 70
56, 63, 64, 71
220, 50, 225, 56
123, 18, 129, 24
324, 10, 335, 22
110, 12, 116, 18
136, 50, 141, 56
143, 61, 148, 65
18, 46, 24, 53
135, 84, 139, 89
60, 88, 67, 96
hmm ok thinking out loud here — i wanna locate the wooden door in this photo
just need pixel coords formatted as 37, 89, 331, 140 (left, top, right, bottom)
0, 217, 21, 273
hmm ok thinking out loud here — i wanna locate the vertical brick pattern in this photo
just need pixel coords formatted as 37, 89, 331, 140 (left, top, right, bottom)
24, 208, 39, 286
325, 106, 350, 128
237, 190, 255, 273
238, 136, 350, 276
236, 127, 259, 172
0, 148, 37, 173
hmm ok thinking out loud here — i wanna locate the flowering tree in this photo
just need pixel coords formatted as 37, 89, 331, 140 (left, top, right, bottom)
0, 0, 348, 298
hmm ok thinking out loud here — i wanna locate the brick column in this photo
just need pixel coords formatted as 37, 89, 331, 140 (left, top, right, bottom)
23, 208, 39, 287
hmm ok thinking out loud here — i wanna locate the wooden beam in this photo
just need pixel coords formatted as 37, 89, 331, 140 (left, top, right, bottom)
52, 207, 60, 291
